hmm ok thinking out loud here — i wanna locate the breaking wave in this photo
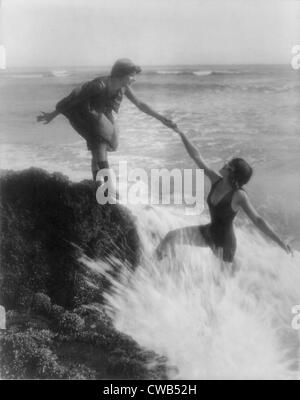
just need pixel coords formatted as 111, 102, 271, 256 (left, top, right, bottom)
81, 205, 300, 380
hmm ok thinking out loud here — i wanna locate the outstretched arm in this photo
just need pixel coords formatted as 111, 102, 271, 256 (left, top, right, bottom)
37, 110, 60, 124
174, 127, 220, 183
125, 86, 177, 129
37, 79, 102, 124
237, 190, 292, 254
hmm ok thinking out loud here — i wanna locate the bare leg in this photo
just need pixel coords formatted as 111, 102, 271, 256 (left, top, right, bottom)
156, 226, 208, 260
91, 143, 108, 181
66, 110, 117, 181
91, 143, 120, 202
91, 158, 99, 181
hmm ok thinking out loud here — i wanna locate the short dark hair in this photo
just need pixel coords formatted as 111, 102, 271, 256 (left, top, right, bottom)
229, 158, 253, 188
111, 58, 142, 78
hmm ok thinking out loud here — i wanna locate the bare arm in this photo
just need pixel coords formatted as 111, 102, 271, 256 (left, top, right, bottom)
37, 110, 60, 124
125, 86, 176, 128
174, 127, 220, 183
237, 191, 292, 254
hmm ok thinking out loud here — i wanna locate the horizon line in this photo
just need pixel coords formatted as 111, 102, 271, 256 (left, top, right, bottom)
2, 62, 293, 70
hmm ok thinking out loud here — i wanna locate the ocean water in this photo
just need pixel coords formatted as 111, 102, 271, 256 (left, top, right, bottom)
0, 65, 299, 378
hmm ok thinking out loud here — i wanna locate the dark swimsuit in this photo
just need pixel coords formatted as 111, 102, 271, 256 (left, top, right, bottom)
199, 179, 239, 262
56, 76, 123, 151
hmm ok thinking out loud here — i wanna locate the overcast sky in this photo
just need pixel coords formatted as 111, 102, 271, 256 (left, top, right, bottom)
1, 0, 300, 67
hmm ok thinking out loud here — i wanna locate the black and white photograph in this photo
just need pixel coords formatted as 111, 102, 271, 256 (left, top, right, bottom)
0, 0, 299, 382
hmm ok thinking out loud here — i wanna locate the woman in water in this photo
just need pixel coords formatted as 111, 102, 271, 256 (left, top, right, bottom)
37, 58, 176, 182
157, 127, 292, 264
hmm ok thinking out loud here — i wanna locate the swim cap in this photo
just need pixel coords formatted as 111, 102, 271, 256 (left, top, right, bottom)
111, 58, 142, 78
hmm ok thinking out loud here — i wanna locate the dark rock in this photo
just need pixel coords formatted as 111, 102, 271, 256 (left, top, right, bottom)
0, 168, 167, 380
73, 303, 112, 331
50, 304, 65, 322
0, 168, 141, 310
57, 311, 85, 334
32, 292, 52, 316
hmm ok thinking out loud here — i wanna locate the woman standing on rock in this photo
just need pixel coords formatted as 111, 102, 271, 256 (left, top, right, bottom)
37, 58, 176, 182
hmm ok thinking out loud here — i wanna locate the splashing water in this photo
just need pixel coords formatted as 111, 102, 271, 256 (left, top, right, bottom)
81, 205, 300, 380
